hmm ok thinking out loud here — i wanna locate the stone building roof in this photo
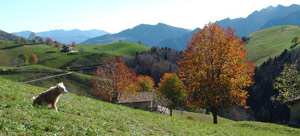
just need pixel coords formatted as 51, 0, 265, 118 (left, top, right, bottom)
118, 92, 153, 104
287, 95, 300, 105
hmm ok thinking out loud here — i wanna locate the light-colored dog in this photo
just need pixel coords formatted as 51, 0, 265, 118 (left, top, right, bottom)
32, 82, 68, 112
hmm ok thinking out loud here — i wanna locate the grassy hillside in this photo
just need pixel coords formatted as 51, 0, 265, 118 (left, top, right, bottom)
0, 65, 63, 82
0, 78, 299, 135
0, 65, 95, 97
77, 42, 149, 55
0, 42, 149, 69
245, 25, 300, 65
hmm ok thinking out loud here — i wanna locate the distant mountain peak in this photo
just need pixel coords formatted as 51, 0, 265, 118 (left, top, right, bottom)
13, 29, 109, 44
216, 4, 300, 36
81, 23, 190, 46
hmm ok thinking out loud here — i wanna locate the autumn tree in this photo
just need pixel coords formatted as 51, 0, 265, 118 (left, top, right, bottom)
92, 57, 139, 103
178, 23, 255, 124
137, 75, 155, 92
40, 37, 44, 44
55, 42, 61, 51
28, 53, 38, 64
46, 38, 54, 46
157, 73, 185, 116
34, 36, 44, 44
272, 63, 300, 103
71, 41, 76, 49
291, 36, 299, 45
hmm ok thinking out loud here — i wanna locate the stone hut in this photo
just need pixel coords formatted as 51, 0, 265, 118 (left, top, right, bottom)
118, 92, 153, 111
287, 95, 300, 127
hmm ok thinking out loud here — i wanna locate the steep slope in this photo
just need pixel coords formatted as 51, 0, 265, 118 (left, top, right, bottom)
215, 4, 300, 37
157, 28, 200, 50
0, 42, 149, 69
261, 10, 300, 29
246, 48, 300, 123
244, 25, 300, 66
13, 29, 109, 44
81, 23, 190, 47
0, 65, 94, 97
0, 77, 299, 135
0, 29, 21, 41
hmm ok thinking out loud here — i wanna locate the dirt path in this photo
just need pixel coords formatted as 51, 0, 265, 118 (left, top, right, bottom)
23, 72, 73, 83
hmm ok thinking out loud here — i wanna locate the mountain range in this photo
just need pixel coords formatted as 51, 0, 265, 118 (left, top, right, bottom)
261, 10, 300, 29
157, 28, 200, 50
13, 29, 109, 44
81, 23, 190, 47
159, 4, 300, 50
10, 4, 300, 50
0, 30, 24, 42
215, 4, 300, 37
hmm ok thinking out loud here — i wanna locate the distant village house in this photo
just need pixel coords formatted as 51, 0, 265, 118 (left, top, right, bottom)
118, 91, 169, 114
118, 92, 154, 111
63, 45, 74, 52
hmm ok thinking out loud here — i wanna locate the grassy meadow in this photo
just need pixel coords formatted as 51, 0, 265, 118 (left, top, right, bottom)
0, 42, 149, 69
0, 77, 299, 135
0, 65, 95, 97
244, 25, 300, 66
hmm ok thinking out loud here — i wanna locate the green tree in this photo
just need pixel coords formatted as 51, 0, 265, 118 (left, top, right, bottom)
157, 73, 185, 116
28, 32, 35, 42
15, 37, 21, 45
137, 75, 154, 92
273, 63, 300, 103
18, 54, 28, 64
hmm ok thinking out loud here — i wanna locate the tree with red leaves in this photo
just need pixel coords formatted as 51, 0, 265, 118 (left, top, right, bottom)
92, 57, 139, 103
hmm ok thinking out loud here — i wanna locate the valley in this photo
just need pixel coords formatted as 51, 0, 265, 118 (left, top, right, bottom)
1, 2, 300, 135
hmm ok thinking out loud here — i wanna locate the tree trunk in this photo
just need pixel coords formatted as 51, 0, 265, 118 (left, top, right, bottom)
169, 106, 173, 116
212, 108, 218, 124
205, 108, 210, 114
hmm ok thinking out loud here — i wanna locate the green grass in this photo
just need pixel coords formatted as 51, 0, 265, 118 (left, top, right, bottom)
173, 110, 233, 124
77, 42, 150, 56
0, 41, 16, 48
245, 25, 300, 66
0, 42, 149, 69
0, 65, 64, 82
0, 77, 299, 135
0, 65, 95, 97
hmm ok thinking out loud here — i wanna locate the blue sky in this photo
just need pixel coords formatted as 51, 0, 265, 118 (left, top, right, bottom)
0, 0, 299, 33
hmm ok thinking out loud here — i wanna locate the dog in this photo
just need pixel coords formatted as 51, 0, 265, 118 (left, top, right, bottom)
32, 82, 68, 112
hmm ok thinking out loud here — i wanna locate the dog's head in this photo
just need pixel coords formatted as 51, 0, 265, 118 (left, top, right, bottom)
57, 82, 68, 94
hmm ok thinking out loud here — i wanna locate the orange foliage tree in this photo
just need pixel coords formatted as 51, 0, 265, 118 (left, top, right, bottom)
54, 42, 61, 51
28, 53, 38, 64
157, 73, 185, 116
46, 38, 54, 46
178, 23, 255, 124
92, 57, 139, 103
137, 75, 155, 92
71, 41, 76, 49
